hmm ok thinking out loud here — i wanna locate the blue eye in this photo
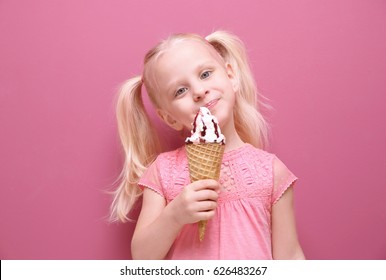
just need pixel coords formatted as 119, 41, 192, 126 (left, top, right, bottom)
200, 71, 212, 79
175, 87, 187, 97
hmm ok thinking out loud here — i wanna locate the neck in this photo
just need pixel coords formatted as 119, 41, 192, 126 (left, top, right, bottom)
222, 124, 244, 152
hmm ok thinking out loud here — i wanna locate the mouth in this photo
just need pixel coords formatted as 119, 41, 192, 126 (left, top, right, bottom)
204, 99, 219, 110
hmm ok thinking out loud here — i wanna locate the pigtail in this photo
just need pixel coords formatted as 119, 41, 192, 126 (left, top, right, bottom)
110, 76, 161, 222
206, 31, 270, 149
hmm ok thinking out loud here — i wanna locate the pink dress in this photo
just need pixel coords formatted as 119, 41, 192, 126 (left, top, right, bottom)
138, 144, 297, 259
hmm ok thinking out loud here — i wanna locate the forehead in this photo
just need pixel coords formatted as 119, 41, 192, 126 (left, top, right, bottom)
155, 39, 223, 73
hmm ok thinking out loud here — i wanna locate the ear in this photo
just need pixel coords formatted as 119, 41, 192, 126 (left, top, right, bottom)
156, 108, 184, 131
226, 63, 239, 92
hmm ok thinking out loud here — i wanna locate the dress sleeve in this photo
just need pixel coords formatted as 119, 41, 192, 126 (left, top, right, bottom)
138, 158, 165, 198
271, 156, 298, 204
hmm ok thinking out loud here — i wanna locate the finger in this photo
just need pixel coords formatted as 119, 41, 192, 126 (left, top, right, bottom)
198, 209, 216, 221
197, 200, 218, 212
196, 189, 219, 202
191, 179, 220, 191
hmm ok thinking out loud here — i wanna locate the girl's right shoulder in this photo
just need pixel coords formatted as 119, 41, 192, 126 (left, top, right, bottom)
139, 147, 186, 196
151, 146, 187, 172
141, 146, 187, 195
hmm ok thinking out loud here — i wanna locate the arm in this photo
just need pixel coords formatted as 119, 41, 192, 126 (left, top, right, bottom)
272, 186, 305, 259
271, 158, 305, 260
131, 188, 180, 260
131, 179, 220, 260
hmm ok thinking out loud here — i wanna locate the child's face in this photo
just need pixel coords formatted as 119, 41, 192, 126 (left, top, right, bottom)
154, 40, 238, 134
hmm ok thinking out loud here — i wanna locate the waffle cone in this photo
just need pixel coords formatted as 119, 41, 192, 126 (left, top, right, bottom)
185, 143, 225, 241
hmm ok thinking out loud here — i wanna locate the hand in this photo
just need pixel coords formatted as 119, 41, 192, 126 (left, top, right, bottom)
167, 179, 220, 226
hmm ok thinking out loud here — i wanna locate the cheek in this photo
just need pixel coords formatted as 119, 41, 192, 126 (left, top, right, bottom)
169, 104, 194, 125
226, 83, 237, 105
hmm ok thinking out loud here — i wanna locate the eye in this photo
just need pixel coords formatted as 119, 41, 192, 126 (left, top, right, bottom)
175, 87, 187, 97
200, 70, 212, 80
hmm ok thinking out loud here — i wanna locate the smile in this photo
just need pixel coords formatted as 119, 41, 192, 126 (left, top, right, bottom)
205, 99, 219, 110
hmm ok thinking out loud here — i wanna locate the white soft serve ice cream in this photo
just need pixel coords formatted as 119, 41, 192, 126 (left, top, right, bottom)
185, 107, 225, 144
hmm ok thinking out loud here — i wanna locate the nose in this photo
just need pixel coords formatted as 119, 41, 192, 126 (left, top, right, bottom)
192, 85, 209, 102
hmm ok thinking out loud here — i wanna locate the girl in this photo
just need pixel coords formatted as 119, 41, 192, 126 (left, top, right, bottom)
110, 31, 305, 260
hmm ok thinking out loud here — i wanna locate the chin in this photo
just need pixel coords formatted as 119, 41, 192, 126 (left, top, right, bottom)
215, 113, 231, 129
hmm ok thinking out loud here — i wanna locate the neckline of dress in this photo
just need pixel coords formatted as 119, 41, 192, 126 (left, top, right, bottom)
223, 143, 253, 160
179, 143, 256, 161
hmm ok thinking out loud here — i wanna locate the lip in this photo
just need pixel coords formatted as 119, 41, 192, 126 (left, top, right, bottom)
204, 98, 219, 110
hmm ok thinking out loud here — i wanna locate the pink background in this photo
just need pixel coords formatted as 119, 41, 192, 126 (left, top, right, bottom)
1, 0, 385, 260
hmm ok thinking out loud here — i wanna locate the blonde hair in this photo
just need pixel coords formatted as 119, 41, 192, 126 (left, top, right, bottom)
110, 31, 270, 222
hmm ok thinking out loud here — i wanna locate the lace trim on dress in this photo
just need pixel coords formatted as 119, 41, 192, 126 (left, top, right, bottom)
138, 182, 164, 198
272, 175, 297, 205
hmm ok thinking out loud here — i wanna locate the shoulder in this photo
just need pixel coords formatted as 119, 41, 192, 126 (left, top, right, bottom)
139, 147, 186, 196
244, 144, 297, 190
141, 147, 184, 180
243, 144, 291, 171
242, 144, 275, 163
270, 155, 298, 204
151, 146, 187, 180
272, 157, 291, 177
155, 146, 186, 166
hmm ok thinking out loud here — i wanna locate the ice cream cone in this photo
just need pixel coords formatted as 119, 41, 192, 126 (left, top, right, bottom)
198, 220, 208, 242
186, 143, 225, 241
